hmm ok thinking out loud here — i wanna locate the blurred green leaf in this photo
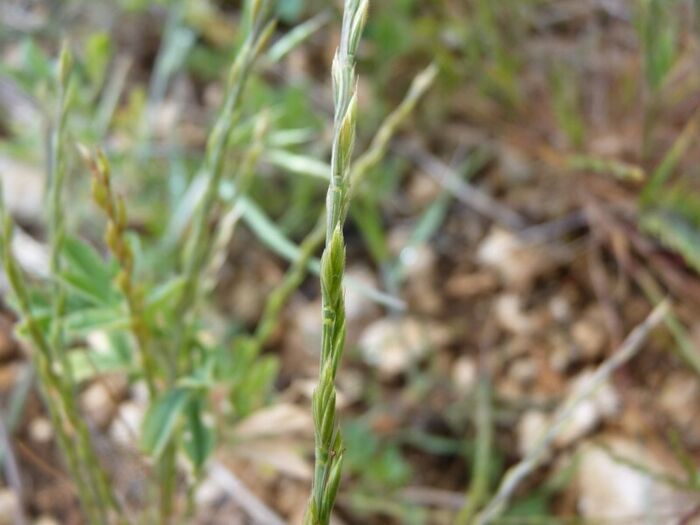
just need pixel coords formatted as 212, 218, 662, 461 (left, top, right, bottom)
183, 396, 215, 469
637, 0, 679, 91
59, 237, 117, 305
145, 276, 186, 314
642, 209, 700, 274
142, 388, 191, 458
84, 32, 112, 88
230, 355, 279, 418
62, 236, 112, 283
63, 306, 130, 334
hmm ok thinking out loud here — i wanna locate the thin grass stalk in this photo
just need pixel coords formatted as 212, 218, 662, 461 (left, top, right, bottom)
79, 147, 175, 523
0, 200, 122, 523
80, 147, 159, 397
457, 373, 493, 524
46, 42, 96, 517
204, 113, 270, 292
46, 45, 127, 523
46, 44, 107, 524
158, 440, 178, 525
174, 0, 275, 352
347, 63, 437, 198
304, 2, 368, 524
158, 4, 275, 520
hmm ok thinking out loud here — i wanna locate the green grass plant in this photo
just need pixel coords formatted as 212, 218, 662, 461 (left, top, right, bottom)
303, 1, 368, 523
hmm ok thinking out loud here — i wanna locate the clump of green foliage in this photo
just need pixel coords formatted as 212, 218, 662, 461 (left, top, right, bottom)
0, 0, 278, 521
0, 0, 440, 522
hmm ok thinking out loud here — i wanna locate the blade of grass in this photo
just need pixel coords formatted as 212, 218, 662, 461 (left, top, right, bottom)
266, 11, 332, 63
458, 373, 493, 524
0, 184, 124, 524
642, 105, 700, 201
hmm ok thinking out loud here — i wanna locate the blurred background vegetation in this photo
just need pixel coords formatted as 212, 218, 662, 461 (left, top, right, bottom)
1, 0, 700, 524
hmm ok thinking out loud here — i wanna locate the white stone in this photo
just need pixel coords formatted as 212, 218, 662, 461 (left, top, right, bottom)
359, 317, 449, 378
477, 227, 555, 289
452, 357, 477, 396
33, 517, 59, 525
518, 410, 548, 457
28, 417, 53, 444
109, 402, 144, 448
495, 294, 537, 335
81, 381, 117, 428
556, 370, 620, 447
571, 307, 607, 359
0, 490, 20, 525
577, 437, 700, 523
660, 372, 700, 430
195, 474, 225, 507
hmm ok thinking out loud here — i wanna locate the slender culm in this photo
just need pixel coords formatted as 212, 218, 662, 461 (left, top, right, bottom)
79, 146, 159, 397
304, 2, 368, 524
176, 0, 275, 333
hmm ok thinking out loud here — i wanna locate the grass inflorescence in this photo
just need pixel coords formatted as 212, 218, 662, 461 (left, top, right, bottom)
304, 1, 368, 524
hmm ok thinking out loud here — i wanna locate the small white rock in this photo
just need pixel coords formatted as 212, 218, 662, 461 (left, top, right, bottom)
195, 474, 225, 507
109, 402, 144, 447
0, 159, 44, 222
477, 228, 555, 289
571, 307, 607, 360
33, 517, 59, 525
29, 417, 53, 444
549, 295, 572, 323
399, 243, 436, 281
518, 410, 548, 457
660, 372, 700, 429
0, 490, 20, 525
81, 378, 124, 428
577, 437, 700, 523
359, 317, 449, 378
452, 357, 477, 396
556, 370, 620, 447
578, 439, 655, 519
509, 357, 538, 385
495, 294, 537, 335
291, 299, 323, 357
131, 380, 151, 405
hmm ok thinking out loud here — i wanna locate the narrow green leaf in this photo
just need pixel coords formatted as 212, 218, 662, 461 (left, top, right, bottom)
63, 236, 112, 283
58, 271, 115, 305
266, 149, 331, 180
642, 210, 700, 273
267, 12, 331, 62
183, 396, 215, 469
64, 307, 130, 334
144, 276, 186, 314
239, 196, 406, 310
60, 236, 117, 305
141, 388, 191, 458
